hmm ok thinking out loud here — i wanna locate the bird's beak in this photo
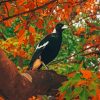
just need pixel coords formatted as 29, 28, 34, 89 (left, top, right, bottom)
62, 25, 68, 29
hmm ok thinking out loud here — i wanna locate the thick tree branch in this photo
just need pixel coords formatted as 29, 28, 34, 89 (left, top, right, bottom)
0, 48, 67, 100
0, 0, 57, 23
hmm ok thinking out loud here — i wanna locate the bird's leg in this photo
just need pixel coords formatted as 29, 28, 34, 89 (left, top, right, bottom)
42, 62, 49, 70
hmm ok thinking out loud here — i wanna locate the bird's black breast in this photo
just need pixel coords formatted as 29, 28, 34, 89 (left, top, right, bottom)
41, 34, 62, 64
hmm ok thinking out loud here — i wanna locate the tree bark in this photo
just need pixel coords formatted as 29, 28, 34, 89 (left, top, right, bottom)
0, 49, 67, 100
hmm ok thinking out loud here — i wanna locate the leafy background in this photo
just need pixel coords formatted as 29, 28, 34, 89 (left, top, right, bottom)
0, 0, 100, 99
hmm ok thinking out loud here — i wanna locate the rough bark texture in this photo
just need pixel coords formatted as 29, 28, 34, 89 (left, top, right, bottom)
0, 49, 67, 100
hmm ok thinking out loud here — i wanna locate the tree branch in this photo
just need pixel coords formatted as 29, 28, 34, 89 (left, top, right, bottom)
0, 0, 57, 23
0, 48, 67, 100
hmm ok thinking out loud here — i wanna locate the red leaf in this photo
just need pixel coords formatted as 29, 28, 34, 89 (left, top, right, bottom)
24, 1, 35, 9
90, 27, 97, 33
23, 38, 28, 46
36, 19, 44, 29
47, 27, 53, 33
17, 29, 25, 39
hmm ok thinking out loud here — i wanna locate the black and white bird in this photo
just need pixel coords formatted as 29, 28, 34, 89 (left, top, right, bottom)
29, 23, 68, 70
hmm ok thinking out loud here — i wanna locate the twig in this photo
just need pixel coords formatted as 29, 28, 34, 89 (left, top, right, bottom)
82, 51, 100, 57
4, 3, 9, 17
0, 32, 6, 40
0, 0, 13, 4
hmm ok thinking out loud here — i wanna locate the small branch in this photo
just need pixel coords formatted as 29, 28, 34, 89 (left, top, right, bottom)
4, 3, 9, 17
0, 0, 57, 23
0, 0, 9, 4
82, 51, 100, 57
0, 32, 6, 40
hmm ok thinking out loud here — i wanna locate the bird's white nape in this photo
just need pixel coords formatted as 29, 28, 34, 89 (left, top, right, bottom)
62, 25, 68, 29
52, 28, 56, 33
36, 41, 49, 50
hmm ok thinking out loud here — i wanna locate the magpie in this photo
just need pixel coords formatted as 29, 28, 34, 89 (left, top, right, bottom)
29, 23, 68, 70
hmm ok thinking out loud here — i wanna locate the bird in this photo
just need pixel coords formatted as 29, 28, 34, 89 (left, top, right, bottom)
29, 23, 68, 70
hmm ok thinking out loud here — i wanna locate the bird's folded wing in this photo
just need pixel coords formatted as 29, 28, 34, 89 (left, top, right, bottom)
29, 41, 49, 69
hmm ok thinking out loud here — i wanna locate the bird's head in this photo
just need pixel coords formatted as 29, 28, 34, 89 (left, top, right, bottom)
52, 23, 68, 34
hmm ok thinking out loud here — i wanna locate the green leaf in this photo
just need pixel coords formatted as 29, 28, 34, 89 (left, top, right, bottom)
72, 87, 83, 98
65, 87, 72, 100
79, 87, 89, 100
89, 89, 96, 96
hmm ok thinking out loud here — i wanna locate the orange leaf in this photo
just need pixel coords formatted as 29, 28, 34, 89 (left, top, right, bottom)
16, 0, 25, 6
67, 72, 76, 78
97, 72, 100, 79
5, 2, 11, 10
76, 7, 81, 14
57, 92, 66, 100
92, 89, 100, 100
14, 24, 21, 32
0, 16, 2, 21
76, 80, 87, 86
80, 69, 92, 79
75, 27, 85, 36
18, 34, 25, 46
4, 19, 13, 27
29, 33, 35, 46
14, 49, 27, 58
18, 49, 27, 58
13, 49, 17, 57
17, 29, 25, 46
29, 26, 35, 33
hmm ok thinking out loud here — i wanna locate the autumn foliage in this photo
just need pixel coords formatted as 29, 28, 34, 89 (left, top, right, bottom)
0, 0, 100, 99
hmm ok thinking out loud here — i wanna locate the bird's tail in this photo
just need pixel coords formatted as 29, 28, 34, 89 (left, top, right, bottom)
28, 50, 42, 70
